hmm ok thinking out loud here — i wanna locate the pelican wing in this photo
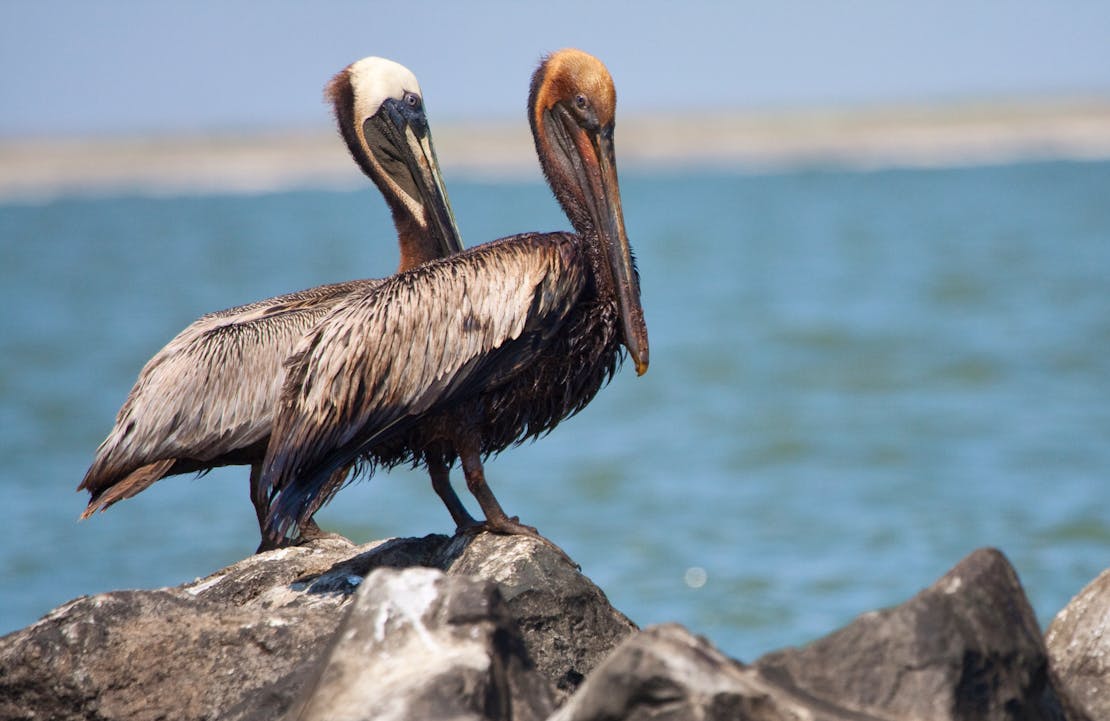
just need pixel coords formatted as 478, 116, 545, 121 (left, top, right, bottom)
263, 233, 586, 533
79, 279, 372, 505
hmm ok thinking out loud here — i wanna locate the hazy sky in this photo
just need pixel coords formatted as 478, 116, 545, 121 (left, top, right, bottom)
3, 1, 1109, 138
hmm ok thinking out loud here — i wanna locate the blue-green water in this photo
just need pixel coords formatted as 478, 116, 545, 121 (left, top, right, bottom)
2, 161, 1108, 661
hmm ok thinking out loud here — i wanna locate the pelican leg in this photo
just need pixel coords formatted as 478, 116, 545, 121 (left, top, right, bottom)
294, 517, 328, 541
459, 447, 539, 536
426, 452, 481, 532
250, 463, 280, 553
458, 446, 578, 568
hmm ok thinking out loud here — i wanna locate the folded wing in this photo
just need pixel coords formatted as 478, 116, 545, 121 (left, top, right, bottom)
262, 234, 586, 535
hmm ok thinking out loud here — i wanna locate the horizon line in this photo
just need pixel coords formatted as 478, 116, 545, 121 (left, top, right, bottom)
3, 96, 1109, 202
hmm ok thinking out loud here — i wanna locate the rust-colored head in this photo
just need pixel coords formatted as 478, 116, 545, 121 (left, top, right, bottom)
530, 48, 616, 131
528, 49, 648, 377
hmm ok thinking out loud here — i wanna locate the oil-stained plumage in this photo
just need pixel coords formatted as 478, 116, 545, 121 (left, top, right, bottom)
261, 48, 649, 546
77, 57, 465, 548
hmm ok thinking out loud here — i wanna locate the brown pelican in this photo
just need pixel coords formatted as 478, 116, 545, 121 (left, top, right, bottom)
261, 48, 649, 547
77, 57, 465, 549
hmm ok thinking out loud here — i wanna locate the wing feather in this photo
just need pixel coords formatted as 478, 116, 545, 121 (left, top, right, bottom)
79, 279, 373, 497
263, 234, 586, 532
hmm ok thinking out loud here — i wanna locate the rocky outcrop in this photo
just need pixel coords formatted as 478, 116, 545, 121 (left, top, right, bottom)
548, 623, 792, 721
553, 549, 1068, 721
286, 567, 554, 721
1045, 568, 1110, 721
752, 548, 1064, 721
0, 533, 632, 721
0, 537, 1101, 721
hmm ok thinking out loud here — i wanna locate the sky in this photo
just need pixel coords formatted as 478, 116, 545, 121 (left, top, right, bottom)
2, 1, 1109, 138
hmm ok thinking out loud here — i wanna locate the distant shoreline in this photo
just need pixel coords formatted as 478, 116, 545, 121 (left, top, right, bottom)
2, 98, 1109, 201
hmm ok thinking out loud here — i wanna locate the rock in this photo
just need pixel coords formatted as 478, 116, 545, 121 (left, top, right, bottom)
0, 532, 633, 721
450, 533, 636, 704
0, 538, 1088, 721
549, 624, 807, 721
1045, 568, 1110, 721
550, 548, 1072, 721
287, 566, 553, 721
0, 536, 359, 721
754, 547, 1065, 721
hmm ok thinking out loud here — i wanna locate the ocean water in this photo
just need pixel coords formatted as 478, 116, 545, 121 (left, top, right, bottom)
2, 160, 1108, 661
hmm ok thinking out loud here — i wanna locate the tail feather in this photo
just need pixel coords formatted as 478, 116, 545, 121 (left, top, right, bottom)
263, 466, 329, 545
262, 463, 353, 547
79, 458, 176, 519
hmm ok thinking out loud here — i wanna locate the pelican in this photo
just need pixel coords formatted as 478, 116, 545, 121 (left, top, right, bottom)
77, 57, 465, 550
261, 48, 648, 547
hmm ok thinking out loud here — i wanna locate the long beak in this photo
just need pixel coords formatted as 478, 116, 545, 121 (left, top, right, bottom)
401, 122, 464, 258
581, 125, 649, 376
364, 102, 464, 258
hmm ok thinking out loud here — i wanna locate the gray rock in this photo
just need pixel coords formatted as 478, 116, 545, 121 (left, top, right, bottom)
0, 532, 633, 721
552, 622, 962, 721
1045, 568, 1110, 721
549, 548, 1072, 721
288, 567, 553, 721
450, 532, 636, 705
754, 547, 1065, 721
0, 537, 1089, 721
549, 624, 811, 721
0, 536, 359, 721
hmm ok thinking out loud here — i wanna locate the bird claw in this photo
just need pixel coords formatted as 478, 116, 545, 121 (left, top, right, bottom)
486, 517, 540, 537
456, 517, 578, 570
455, 518, 486, 536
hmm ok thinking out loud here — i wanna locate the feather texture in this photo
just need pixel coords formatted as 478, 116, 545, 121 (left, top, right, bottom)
262, 232, 624, 536
261, 49, 646, 546
78, 279, 375, 514
77, 56, 465, 545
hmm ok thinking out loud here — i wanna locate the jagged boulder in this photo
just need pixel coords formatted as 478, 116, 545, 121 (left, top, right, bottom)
1045, 568, 1110, 721
753, 548, 1065, 720
285, 566, 553, 721
551, 548, 1071, 721
0, 533, 633, 721
549, 623, 804, 721
449, 533, 635, 702
0, 536, 360, 721
0, 538, 1093, 721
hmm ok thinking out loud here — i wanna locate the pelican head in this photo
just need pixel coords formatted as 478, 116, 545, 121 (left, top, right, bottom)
328, 56, 462, 269
529, 49, 648, 376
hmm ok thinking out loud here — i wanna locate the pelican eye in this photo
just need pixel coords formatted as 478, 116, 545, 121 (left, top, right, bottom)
567, 92, 599, 129
403, 91, 422, 110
